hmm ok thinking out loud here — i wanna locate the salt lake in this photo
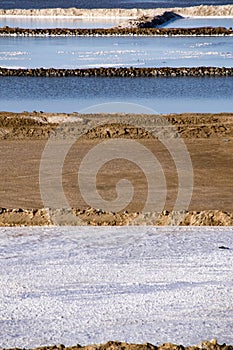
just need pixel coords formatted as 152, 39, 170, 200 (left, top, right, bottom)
164, 17, 233, 28
0, 16, 127, 29
0, 16, 233, 29
0, 36, 233, 69
0, 76, 232, 113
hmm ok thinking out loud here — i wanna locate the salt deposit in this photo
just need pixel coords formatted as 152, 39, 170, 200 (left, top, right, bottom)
0, 5, 232, 18
0, 226, 233, 347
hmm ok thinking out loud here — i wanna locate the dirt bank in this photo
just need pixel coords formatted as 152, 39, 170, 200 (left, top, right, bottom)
0, 5, 233, 17
0, 208, 232, 226
0, 112, 232, 140
1, 26, 232, 36
3, 340, 233, 350
1, 67, 233, 77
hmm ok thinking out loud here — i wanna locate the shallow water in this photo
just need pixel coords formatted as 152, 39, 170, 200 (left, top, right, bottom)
164, 17, 233, 28
0, 226, 233, 348
0, 17, 126, 29
0, 16, 232, 30
0, 76, 232, 113
0, 36, 233, 69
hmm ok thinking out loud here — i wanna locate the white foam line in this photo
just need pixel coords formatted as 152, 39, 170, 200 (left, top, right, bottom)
0, 65, 26, 69
0, 33, 233, 37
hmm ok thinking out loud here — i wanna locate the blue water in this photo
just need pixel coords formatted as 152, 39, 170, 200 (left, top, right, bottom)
0, 0, 231, 9
1, 17, 233, 30
0, 76, 232, 113
0, 17, 126, 29
0, 36, 233, 69
164, 17, 233, 28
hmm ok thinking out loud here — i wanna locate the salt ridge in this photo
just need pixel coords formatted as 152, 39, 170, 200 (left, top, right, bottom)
0, 5, 233, 18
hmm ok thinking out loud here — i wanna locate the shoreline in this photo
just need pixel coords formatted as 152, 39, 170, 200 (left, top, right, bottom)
1, 14, 233, 19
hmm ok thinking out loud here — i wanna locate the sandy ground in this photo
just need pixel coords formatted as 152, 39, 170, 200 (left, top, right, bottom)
1, 137, 233, 211
0, 112, 232, 225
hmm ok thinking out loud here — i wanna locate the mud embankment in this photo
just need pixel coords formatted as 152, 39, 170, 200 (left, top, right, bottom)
1, 26, 232, 36
0, 207, 233, 226
0, 112, 232, 140
0, 66, 233, 77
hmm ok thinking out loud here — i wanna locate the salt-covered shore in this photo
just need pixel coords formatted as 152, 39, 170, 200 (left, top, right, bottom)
0, 4, 233, 18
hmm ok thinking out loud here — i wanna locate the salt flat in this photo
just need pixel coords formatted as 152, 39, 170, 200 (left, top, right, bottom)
0, 226, 233, 348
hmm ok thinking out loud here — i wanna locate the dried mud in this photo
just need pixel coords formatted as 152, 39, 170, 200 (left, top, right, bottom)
0, 112, 232, 226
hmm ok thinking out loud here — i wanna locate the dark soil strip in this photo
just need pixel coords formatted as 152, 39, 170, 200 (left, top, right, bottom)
0, 66, 233, 77
0, 26, 232, 36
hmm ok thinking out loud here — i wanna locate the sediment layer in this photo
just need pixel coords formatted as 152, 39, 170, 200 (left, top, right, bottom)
0, 208, 232, 226
0, 67, 233, 77
0, 5, 233, 17
0, 112, 232, 140
0, 26, 232, 36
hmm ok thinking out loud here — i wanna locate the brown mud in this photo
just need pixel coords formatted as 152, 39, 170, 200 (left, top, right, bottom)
0, 112, 232, 226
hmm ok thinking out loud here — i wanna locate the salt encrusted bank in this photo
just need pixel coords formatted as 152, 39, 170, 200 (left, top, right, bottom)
0, 4, 232, 17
